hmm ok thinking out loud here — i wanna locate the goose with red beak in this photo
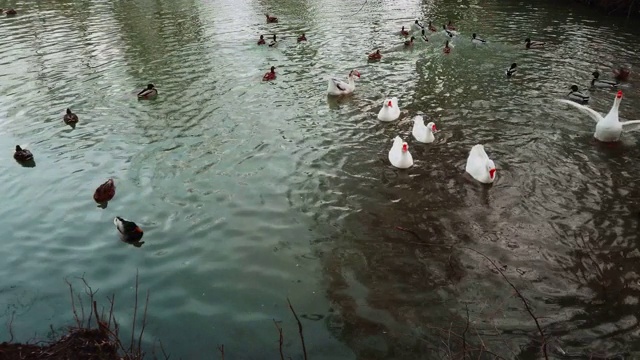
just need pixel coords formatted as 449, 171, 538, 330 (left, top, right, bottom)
378, 97, 400, 122
557, 90, 640, 142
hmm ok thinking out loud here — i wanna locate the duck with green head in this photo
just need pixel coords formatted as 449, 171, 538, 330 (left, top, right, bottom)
138, 84, 158, 99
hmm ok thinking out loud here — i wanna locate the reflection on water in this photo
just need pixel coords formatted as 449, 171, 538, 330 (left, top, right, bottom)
1, 0, 640, 358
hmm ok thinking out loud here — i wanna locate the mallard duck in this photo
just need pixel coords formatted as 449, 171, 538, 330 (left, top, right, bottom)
265, 14, 278, 23
5, 9, 17, 16
297, 33, 307, 42
137, 84, 157, 99
14, 145, 33, 161
525, 38, 545, 49
114, 217, 144, 246
93, 178, 116, 203
63, 108, 78, 124
257, 35, 266, 45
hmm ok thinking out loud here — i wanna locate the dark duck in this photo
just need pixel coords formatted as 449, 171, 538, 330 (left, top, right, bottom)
114, 217, 144, 247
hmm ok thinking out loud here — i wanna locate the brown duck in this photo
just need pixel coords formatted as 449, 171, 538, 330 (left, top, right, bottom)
63, 108, 78, 124
94, 179, 115, 203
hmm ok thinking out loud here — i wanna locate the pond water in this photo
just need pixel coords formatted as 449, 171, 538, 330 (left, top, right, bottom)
1, 0, 640, 358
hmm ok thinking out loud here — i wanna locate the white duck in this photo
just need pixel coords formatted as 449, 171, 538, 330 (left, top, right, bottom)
327, 70, 361, 96
465, 144, 496, 184
411, 116, 437, 143
557, 90, 640, 142
388, 136, 413, 169
377, 97, 400, 122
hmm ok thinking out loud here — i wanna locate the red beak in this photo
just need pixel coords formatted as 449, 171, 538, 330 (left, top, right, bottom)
402, 144, 408, 152
489, 168, 496, 179
617, 90, 623, 99
431, 124, 437, 132
387, 101, 392, 107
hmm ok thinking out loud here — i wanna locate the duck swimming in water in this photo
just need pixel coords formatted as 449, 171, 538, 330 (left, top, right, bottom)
137, 84, 157, 99
591, 71, 618, 88
524, 38, 544, 49
63, 108, 79, 124
14, 145, 33, 162
268, 34, 278, 47
5, 8, 16, 16
443, 40, 451, 54
327, 69, 360, 96
265, 14, 278, 23
297, 33, 307, 42
114, 217, 144, 247
442, 25, 456, 37
263, 66, 276, 81
421, 29, 429, 42
368, 49, 382, 61
400, 26, 409, 36
446, 20, 456, 30
472, 33, 486, 44
568, 85, 589, 103
506, 63, 517, 77
257, 35, 266, 45
613, 67, 630, 81
412, 20, 424, 31
94, 178, 116, 204
404, 36, 415, 46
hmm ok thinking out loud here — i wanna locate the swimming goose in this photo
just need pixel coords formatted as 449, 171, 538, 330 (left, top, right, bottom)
327, 69, 360, 96
400, 26, 409, 36
63, 108, 79, 124
388, 136, 413, 169
412, 116, 437, 143
377, 97, 400, 122
557, 90, 640, 142
412, 20, 424, 31
465, 144, 496, 184
265, 14, 278, 23
506, 63, 517, 77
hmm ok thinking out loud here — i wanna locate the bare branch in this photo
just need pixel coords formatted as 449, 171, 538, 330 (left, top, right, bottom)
274, 319, 285, 360
287, 298, 307, 360
463, 247, 548, 360
218, 344, 225, 359
65, 278, 81, 328
131, 269, 140, 353
137, 290, 150, 357
8, 311, 15, 342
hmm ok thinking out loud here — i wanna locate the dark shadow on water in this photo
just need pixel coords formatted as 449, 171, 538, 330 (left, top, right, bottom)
97, 202, 108, 209
122, 240, 145, 248
326, 95, 356, 110
16, 159, 36, 168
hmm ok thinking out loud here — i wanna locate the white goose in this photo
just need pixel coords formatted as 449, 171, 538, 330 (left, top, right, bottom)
388, 136, 413, 169
465, 144, 496, 184
377, 97, 400, 122
411, 116, 437, 143
327, 70, 361, 96
557, 90, 640, 142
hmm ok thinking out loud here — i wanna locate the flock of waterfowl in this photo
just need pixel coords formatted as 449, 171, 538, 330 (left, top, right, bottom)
9, 8, 155, 247
8, 10, 637, 248
256, 15, 634, 184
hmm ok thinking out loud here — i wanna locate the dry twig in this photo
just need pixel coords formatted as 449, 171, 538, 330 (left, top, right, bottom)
287, 298, 308, 360
274, 319, 285, 360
